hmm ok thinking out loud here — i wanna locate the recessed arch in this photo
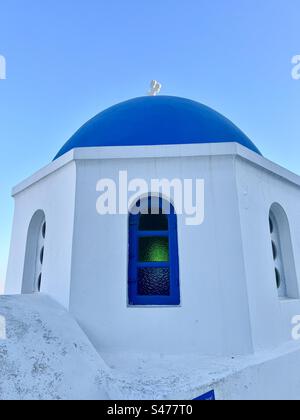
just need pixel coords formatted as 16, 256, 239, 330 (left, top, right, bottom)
268, 203, 298, 299
128, 195, 180, 306
22, 210, 47, 294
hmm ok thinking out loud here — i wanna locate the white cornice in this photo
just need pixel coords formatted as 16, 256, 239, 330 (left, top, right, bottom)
12, 143, 300, 196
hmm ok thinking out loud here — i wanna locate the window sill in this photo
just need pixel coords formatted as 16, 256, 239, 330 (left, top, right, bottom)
279, 297, 300, 303
127, 304, 182, 308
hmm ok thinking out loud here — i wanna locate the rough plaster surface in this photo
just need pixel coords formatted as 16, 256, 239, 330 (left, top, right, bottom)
1, 293, 300, 400
103, 342, 300, 400
0, 294, 109, 400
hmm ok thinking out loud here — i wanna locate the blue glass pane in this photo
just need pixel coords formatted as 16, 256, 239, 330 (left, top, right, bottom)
138, 267, 170, 296
139, 237, 169, 262
139, 214, 168, 231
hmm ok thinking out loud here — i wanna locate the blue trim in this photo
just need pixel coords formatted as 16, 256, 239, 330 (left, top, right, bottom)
193, 390, 216, 401
128, 197, 180, 306
137, 231, 169, 237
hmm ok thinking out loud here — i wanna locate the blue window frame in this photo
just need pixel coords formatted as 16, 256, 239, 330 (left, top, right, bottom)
128, 196, 180, 306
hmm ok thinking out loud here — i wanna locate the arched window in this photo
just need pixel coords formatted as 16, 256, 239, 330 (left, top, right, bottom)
128, 196, 180, 305
22, 210, 46, 294
269, 203, 298, 299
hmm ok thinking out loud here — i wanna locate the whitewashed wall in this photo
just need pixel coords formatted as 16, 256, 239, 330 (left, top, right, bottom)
69, 152, 252, 356
6, 143, 300, 358
6, 160, 77, 308
236, 157, 300, 352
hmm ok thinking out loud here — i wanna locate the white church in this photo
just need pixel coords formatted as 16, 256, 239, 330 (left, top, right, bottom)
2, 94, 300, 400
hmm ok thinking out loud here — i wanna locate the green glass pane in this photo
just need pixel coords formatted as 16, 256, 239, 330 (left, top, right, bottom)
139, 214, 168, 231
139, 237, 169, 262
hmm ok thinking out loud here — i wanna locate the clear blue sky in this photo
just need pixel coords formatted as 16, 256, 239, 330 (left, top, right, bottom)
0, 0, 299, 290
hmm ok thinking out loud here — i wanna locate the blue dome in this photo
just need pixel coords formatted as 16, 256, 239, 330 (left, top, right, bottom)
54, 96, 261, 160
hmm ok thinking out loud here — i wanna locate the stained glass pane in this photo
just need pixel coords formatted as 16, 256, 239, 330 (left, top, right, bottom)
139, 214, 168, 231
139, 237, 169, 262
138, 267, 170, 296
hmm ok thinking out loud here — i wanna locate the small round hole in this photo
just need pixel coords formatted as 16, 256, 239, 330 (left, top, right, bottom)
42, 222, 46, 239
269, 217, 274, 234
40, 247, 44, 264
272, 241, 277, 260
37, 273, 42, 292
275, 268, 281, 290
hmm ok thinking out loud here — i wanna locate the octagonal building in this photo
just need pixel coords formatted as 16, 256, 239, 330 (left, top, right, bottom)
5, 96, 300, 400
